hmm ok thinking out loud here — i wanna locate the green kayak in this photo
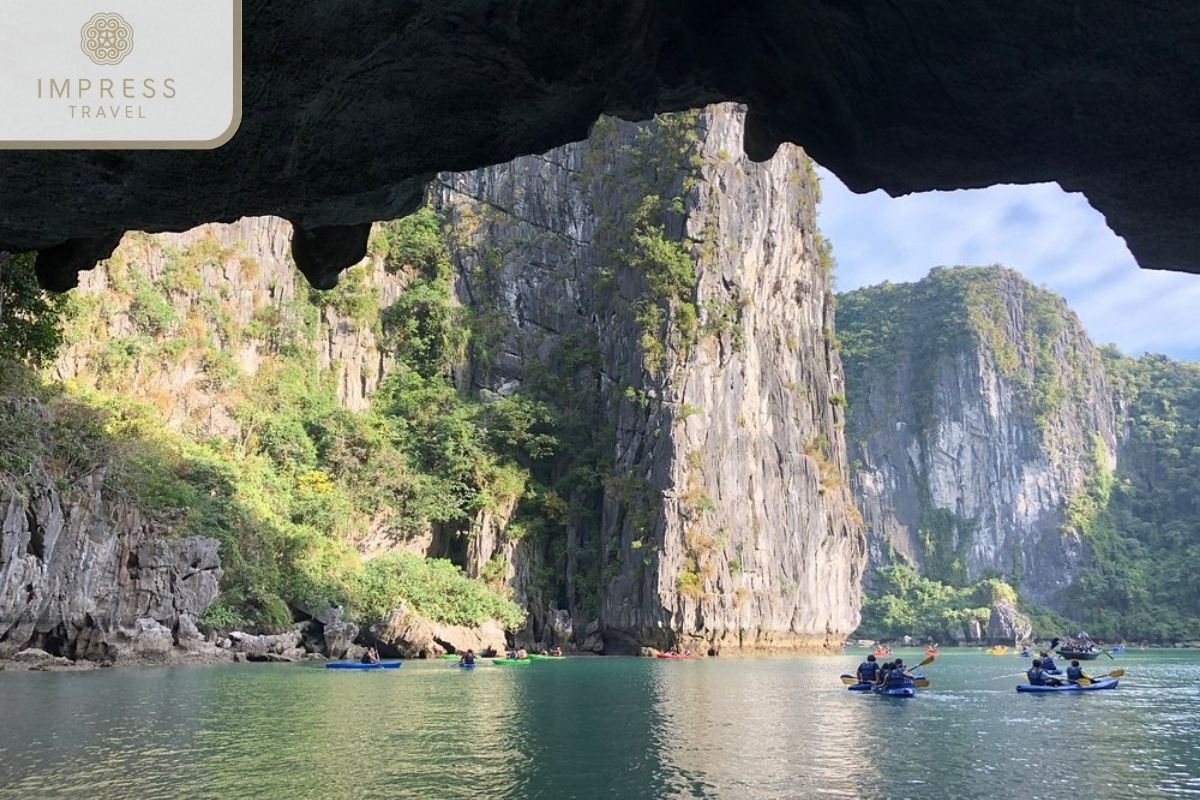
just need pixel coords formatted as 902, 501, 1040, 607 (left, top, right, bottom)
440, 654, 461, 660
527, 654, 565, 661
490, 658, 531, 666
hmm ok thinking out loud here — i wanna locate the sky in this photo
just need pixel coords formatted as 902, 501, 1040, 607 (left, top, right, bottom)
815, 166, 1200, 361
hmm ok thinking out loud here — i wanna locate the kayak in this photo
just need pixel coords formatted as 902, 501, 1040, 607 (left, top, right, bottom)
870, 649, 891, 658
457, 662, 477, 669
326, 660, 402, 670
441, 654, 461, 660
1111, 646, 1126, 654
986, 646, 1008, 656
527, 654, 565, 661
1020, 650, 1032, 658
847, 682, 872, 691
924, 649, 938, 658
1016, 678, 1119, 693
491, 658, 531, 666
874, 683, 916, 697
656, 653, 697, 659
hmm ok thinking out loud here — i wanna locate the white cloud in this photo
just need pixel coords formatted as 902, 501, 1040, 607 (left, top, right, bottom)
815, 166, 1200, 360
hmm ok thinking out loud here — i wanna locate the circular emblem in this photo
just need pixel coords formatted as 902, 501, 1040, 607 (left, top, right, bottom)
80, 12, 134, 66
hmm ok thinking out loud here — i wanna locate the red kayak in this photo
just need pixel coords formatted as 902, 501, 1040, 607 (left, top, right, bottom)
656, 652, 696, 659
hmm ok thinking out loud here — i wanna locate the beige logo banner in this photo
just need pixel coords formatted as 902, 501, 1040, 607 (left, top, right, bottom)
0, 0, 241, 148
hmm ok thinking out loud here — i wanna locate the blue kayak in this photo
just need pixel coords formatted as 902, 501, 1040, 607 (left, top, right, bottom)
847, 682, 872, 691
874, 683, 916, 697
326, 660, 402, 670
1016, 678, 1118, 693
457, 662, 477, 669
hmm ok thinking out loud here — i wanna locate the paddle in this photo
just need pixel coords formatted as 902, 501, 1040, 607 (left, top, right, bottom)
1073, 668, 1125, 686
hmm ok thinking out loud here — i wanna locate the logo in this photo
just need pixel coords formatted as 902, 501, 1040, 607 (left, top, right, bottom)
80, 12, 134, 66
1, 0, 241, 148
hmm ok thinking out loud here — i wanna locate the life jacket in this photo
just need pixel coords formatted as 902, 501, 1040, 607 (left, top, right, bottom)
1041, 657, 1058, 671
1026, 668, 1046, 686
1066, 665, 1084, 680
858, 661, 879, 681
886, 666, 908, 687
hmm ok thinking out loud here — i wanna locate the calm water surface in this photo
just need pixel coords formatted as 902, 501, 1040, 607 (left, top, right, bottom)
1, 649, 1198, 799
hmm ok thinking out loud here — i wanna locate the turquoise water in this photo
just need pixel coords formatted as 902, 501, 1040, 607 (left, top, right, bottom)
1, 649, 1198, 799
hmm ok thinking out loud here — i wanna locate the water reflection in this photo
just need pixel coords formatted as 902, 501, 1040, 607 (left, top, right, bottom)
0, 651, 1197, 799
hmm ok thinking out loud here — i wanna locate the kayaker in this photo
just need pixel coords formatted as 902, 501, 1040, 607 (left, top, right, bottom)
1065, 659, 1087, 683
885, 657, 909, 688
1040, 651, 1059, 672
857, 654, 880, 684
361, 646, 380, 665
1026, 658, 1063, 686
874, 660, 893, 687
551, 646, 563, 656
459, 649, 476, 666
516, 648, 528, 660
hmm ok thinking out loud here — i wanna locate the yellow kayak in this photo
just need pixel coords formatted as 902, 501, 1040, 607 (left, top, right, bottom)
986, 646, 1009, 656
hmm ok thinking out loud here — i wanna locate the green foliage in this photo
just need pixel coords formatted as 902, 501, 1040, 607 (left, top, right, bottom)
308, 262, 379, 330
625, 194, 699, 372
857, 561, 1000, 641
1064, 352, 1200, 641
917, 507, 975, 586
129, 277, 181, 336
676, 570, 703, 599
838, 267, 1077, 437
0, 253, 68, 366
351, 554, 524, 628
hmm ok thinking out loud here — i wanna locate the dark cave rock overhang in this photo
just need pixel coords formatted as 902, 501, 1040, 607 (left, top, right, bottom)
2, 0, 1198, 290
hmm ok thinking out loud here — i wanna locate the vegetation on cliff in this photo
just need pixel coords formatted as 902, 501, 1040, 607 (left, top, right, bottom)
855, 561, 1006, 642
1064, 350, 1200, 641
0, 223, 529, 632
843, 266, 1200, 642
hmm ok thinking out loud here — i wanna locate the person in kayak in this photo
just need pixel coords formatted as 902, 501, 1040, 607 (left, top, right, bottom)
1040, 651, 1059, 672
857, 654, 880, 684
1026, 658, 1063, 686
361, 646, 380, 665
1065, 659, 1087, 683
885, 657, 910, 688
459, 649, 476, 666
874, 660, 894, 688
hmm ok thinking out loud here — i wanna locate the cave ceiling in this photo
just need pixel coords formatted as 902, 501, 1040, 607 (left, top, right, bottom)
1, 1, 1197, 290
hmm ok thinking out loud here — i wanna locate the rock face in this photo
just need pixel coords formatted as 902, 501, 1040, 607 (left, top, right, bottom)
2, 2, 1198, 286
0, 409, 222, 660
11, 105, 864, 656
368, 603, 507, 659
839, 268, 1119, 606
435, 105, 865, 652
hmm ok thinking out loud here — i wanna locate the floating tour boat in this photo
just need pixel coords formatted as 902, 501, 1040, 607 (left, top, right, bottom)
1056, 646, 1102, 660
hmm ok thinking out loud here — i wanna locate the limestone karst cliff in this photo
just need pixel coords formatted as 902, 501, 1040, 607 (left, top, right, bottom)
0, 393, 221, 661
435, 106, 864, 653
838, 268, 1119, 608
0, 104, 864, 659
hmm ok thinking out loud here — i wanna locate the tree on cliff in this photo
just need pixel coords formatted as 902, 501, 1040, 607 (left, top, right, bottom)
0, 252, 66, 365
